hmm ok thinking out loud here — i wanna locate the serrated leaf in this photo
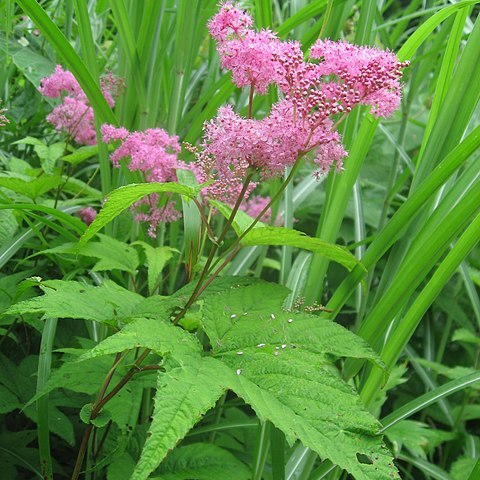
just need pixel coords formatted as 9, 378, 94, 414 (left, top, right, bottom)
131, 357, 230, 480
133, 242, 178, 295
79, 182, 200, 246
202, 283, 384, 368
225, 351, 397, 480
12, 137, 65, 174
33, 234, 139, 274
200, 284, 396, 480
79, 316, 201, 362
385, 420, 456, 459
242, 227, 365, 273
152, 443, 250, 480
0, 210, 18, 246
5, 279, 144, 327
0, 174, 62, 199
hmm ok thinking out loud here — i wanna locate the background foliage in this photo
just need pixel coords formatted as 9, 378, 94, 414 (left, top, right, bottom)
0, 0, 479, 479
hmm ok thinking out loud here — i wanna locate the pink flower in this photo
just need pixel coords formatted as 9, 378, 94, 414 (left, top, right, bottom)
39, 65, 83, 98
0, 108, 8, 127
101, 125, 187, 236
207, 1, 253, 41
39, 66, 121, 145
209, 3, 281, 94
310, 39, 408, 117
78, 207, 97, 225
101, 125, 182, 182
46, 96, 97, 145
201, 4, 408, 198
241, 195, 277, 224
217, 30, 281, 94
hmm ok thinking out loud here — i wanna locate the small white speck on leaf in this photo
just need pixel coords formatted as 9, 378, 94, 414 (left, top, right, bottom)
274, 351, 279, 356
236, 369, 241, 375
230, 314, 237, 319
237, 351, 243, 355
271, 314, 276, 320
281, 344, 287, 349
288, 318, 293, 323
257, 343, 265, 348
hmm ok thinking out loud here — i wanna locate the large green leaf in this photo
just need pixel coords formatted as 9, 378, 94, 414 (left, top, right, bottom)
152, 443, 250, 480
5, 279, 143, 327
200, 284, 396, 480
79, 182, 199, 246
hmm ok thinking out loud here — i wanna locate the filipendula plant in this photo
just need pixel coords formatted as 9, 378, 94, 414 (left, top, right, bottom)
7, 2, 409, 479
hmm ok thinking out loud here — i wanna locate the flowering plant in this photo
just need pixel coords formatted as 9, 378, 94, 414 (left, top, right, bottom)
2, 2, 478, 480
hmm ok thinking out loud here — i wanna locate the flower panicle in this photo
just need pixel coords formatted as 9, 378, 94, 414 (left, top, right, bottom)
39, 66, 122, 146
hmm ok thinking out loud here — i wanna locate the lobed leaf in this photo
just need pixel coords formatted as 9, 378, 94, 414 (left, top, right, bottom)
5, 279, 143, 327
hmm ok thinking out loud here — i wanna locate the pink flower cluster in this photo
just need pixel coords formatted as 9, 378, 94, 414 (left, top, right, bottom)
78, 207, 97, 225
101, 125, 186, 237
242, 195, 278, 224
39, 66, 122, 145
195, 2, 408, 200
0, 108, 7, 127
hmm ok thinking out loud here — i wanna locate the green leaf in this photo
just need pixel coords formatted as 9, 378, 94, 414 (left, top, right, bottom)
79, 182, 199, 246
131, 357, 230, 480
5, 279, 144, 327
61, 145, 100, 165
241, 227, 365, 273
152, 443, 250, 480
41, 234, 139, 274
226, 356, 397, 480
385, 420, 455, 459
80, 402, 111, 427
0, 175, 62, 200
451, 457, 477, 480
13, 137, 65, 174
79, 316, 201, 362
210, 199, 267, 235
0, 210, 18, 247
0, 33, 55, 87
133, 242, 178, 295
200, 284, 395, 480
202, 283, 384, 367
452, 328, 480, 345
24, 352, 143, 432
0, 385, 21, 414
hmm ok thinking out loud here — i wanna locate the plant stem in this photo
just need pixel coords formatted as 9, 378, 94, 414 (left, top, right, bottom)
172, 172, 254, 324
